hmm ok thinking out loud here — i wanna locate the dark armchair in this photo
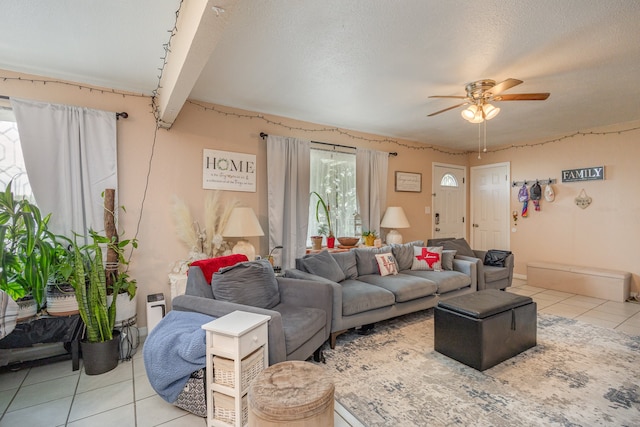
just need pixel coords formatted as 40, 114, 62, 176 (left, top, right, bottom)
428, 238, 514, 290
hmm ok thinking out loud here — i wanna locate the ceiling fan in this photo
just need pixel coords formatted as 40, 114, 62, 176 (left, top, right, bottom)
427, 78, 550, 123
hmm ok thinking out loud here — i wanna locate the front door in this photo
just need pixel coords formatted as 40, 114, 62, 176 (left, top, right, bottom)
470, 162, 510, 250
432, 163, 466, 239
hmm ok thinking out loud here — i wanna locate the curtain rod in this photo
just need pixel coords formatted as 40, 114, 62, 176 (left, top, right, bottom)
260, 132, 397, 157
0, 94, 128, 119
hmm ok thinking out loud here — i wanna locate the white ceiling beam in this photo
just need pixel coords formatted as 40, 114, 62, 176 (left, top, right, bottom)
156, 0, 236, 129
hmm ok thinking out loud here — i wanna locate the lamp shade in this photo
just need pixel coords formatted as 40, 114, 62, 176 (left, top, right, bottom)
483, 103, 500, 120
381, 207, 410, 229
222, 207, 264, 237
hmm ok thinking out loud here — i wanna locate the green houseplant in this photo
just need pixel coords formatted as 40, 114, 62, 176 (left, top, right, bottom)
69, 230, 124, 374
311, 191, 335, 248
0, 180, 57, 316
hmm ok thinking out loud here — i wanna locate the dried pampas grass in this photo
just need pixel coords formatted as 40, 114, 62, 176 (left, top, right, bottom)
171, 191, 238, 259
171, 195, 198, 251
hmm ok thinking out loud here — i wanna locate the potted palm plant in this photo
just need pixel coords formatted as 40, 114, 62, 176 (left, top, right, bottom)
69, 230, 123, 375
0, 180, 57, 319
311, 191, 335, 248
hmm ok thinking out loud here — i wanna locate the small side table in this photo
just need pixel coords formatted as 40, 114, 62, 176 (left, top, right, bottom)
202, 311, 270, 427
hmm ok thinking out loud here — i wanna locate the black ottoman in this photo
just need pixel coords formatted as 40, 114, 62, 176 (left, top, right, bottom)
434, 289, 537, 371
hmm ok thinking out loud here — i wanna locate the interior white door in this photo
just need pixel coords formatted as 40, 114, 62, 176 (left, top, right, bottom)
470, 163, 510, 251
432, 163, 466, 239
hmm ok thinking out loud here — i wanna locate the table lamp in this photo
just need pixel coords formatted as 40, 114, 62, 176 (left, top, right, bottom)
380, 206, 410, 244
222, 207, 264, 261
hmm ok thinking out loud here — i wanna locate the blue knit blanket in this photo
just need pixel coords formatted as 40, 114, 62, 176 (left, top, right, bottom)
143, 310, 215, 403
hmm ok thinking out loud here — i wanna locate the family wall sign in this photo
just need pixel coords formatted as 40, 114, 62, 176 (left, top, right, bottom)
561, 166, 604, 183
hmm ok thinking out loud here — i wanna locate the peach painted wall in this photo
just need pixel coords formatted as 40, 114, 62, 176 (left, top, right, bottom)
469, 120, 640, 294
0, 70, 467, 327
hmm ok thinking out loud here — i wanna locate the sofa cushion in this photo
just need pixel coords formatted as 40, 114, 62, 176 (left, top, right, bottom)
375, 253, 399, 276
353, 246, 392, 276
357, 273, 438, 303
190, 254, 249, 283
402, 269, 471, 294
274, 303, 327, 354
340, 279, 395, 316
330, 251, 358, 280
440, 238, 476, 257
211, 259, 280, 309
390, 240, 425, 271
298, 250, 346, 283
442, 249, 457, 271
411, 246, 443, 271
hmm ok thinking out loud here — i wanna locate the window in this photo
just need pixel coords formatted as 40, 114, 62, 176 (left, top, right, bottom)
440, 173, 459, 188
0, 114, 34, 202
307, 148, 356, 244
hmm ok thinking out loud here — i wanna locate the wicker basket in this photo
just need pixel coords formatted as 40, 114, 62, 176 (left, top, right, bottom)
213, 347, 264, 390
213, 392, 248, 426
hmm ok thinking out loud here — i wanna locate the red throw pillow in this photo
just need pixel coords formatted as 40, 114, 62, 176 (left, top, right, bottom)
190, 254, 249, 284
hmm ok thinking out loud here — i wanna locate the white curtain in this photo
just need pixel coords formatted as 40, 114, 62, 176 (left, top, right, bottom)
266, 135, 310, 269
10, 98, 117, 242
356, 148, 388, 234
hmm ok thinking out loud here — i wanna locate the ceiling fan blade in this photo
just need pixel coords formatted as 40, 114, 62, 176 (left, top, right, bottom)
496, 93, 550, 101
487, 78, 523, 96
427, 102, 468, 117
428, 95, 467, 99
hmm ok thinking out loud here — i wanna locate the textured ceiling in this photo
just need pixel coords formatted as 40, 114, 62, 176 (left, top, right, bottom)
1, 0, 639, 150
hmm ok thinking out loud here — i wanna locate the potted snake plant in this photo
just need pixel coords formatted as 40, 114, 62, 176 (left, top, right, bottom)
69, 230, 123, 375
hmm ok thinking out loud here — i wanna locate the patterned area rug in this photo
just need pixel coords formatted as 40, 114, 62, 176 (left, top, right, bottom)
321, 310, 640, 426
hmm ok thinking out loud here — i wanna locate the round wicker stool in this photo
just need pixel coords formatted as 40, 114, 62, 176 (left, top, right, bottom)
248, 361, 335, 427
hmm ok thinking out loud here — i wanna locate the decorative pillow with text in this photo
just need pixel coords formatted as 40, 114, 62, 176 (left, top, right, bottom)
375, 253, 399, 276
411, 246, 443, 271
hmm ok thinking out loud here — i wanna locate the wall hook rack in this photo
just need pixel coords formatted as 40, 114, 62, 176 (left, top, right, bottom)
512, 178, 556, 187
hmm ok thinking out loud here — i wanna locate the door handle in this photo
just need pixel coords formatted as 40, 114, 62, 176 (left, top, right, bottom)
472, 224, 479, 228
435, 228, 440, 232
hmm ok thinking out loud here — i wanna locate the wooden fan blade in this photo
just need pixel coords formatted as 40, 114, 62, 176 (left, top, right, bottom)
487, 78, 523, 96
427, 102, 468, 117
428, 95, 467, 99
496, 93, 550, 101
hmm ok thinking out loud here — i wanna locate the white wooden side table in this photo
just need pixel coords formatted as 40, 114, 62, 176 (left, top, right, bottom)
202, 311, 270, 427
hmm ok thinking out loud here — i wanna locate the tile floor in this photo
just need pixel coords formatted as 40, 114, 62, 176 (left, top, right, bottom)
1, 279, 639, 427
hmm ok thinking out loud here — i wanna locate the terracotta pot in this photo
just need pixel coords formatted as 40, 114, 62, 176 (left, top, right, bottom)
311, 236, 323, 250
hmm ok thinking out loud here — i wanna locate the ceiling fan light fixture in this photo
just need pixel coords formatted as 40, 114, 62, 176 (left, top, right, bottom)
483, 103, 500, 120
461, 105, 478, 121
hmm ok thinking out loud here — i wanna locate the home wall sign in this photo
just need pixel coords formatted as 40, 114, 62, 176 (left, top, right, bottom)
395, 171, 422, 192
561, 166, 604, 183
203, 149, 256, 192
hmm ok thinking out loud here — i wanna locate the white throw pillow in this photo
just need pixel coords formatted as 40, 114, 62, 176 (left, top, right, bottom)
411, 246, 443, 272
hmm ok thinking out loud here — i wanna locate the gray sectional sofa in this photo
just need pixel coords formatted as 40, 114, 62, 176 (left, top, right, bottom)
285, 241, 477, 348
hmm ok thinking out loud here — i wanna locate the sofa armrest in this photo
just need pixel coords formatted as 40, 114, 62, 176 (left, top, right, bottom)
285, 269, 343, 332
185, 266, 214, 299
452, 258, 478, 291
277, 277, 333, 341
172, 294, 286, 365
455, 254, 485, 290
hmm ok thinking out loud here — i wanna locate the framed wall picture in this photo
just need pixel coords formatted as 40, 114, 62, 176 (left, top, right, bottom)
395, 171, 422, 192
